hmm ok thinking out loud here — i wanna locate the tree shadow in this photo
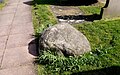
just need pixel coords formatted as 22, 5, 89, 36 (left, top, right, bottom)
57, 8, 104, 22
28, 36, 39, 56
71, 66, 120, 75
23, 0, 98, 6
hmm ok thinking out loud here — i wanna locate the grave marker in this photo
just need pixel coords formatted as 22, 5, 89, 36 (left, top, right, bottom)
103, 0, 120, 18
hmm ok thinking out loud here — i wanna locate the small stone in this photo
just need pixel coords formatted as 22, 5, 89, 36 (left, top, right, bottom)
69, 20, 75, 22
58, 19, 67, 22
75, 20, 84, 23
59, 9, 62, 12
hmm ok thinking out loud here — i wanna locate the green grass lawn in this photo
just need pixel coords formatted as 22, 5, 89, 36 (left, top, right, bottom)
79, 2, 104, 15
32, 0, 57, 35
37, 19, 120, 75
0, 3, 4, 9
32, 0, 120, 75
0, 0, 6, 10
79, 6, 101, 15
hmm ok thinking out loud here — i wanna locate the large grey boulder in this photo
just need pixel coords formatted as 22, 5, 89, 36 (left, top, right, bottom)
39, 23, 91, 56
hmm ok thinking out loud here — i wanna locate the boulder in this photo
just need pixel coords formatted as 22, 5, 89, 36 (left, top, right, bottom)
39, 23, 91, 56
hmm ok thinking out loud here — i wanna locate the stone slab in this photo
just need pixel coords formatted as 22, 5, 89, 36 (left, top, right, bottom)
13, 14, 32, 25
0, 0, 36, 75
10, 22, 34, 35
0, 5, 17, 14
0, 36, 7, 50
0, 65, 36, 75
0, 36, 7, 66
103, 0, 120, 18
1, 46, 35, 69
17, 4, 31, 13
0, 14, 14, 26
0, 26, 10, 36
7, 0, 19, 6
6, 34, 33, 49
15, 10, 31, 17
0, 49, 4, 66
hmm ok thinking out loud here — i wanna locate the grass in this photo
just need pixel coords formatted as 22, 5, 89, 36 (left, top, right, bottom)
79, 2, 104, 15
79, 6, 101, 15
0, 2, 5, 10
32, 0, 120, 75
37, 19, 120, 75
32, 1, 57, 75
32, 0, 57, 35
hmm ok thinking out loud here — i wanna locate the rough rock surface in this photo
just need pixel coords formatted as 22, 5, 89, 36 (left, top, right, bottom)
39, 23, 91, 56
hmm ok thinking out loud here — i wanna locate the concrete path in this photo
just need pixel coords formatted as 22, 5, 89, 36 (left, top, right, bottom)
0, 0, 37, 75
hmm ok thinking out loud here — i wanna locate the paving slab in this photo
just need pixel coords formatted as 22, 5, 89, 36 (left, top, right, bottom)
10, 23, 34, 35
0, 64, 36, 75
0, 36, 7, 66
0, 52, 3, 66
12, 22, 33, 26
1, 46, 35, 69
7, 0, 19, 6
13, 14, 32, 24
0, 36, 7, 50
0, 26, 10, 36
6, 33, 33, 49
0, 0, 36, 75
0, 49, 4, 60
15, 10, 31, 17
0, 5, 17, 14
17, 4, 31, 12
0, 14, 14, 26
7, 0, 19, 3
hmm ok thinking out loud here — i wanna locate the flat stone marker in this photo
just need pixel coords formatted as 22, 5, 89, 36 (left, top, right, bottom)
103, 0, 120, 18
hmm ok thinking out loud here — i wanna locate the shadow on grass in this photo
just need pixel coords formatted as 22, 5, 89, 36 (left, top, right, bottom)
57, 8, 104, 21
23, 0, 98, 6
71, 66, 120, 75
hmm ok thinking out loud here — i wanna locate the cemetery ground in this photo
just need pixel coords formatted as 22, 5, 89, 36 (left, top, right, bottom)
32, 0, 120, 75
